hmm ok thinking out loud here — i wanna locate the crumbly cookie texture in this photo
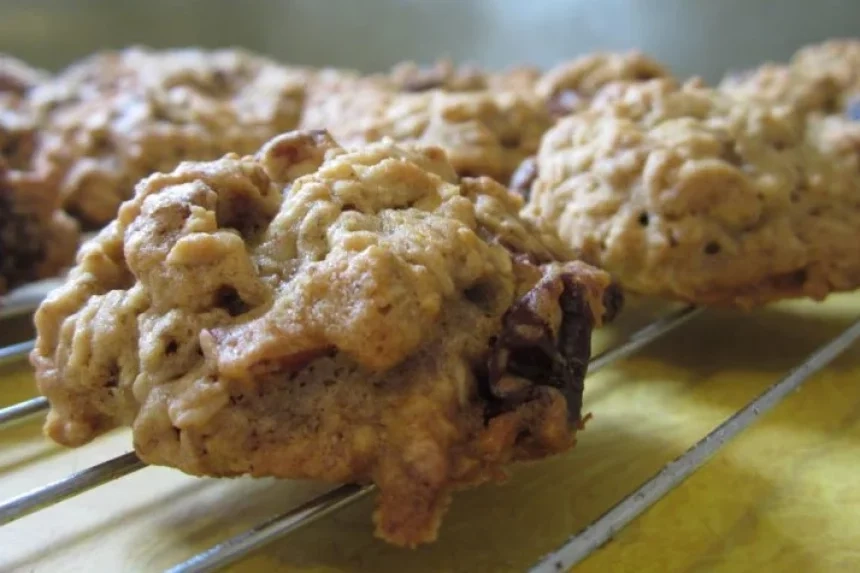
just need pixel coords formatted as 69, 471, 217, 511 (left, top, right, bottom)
522, 78, 860, 308
377, 59, 541, 93
30, 46, 311, 227
719, 39, 860, 115
382, 59, 489, 92
0, 110, 79, 294
536, 51, 673, 117
719, 63, 843, 114
300, 88, 553, 184
32, 130, 619, 547
791, 39, 860, 96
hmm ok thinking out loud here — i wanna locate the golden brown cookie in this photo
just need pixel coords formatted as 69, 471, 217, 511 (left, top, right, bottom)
0, 108, 79, 294
382, 59, 489, 92
300, 87, 553, 184
522, 78, 860, 308
791, 39, 860, 95
536, 51, 674, 117
719, 63, 844, 114
719, 40, 860, 116
377, 58, 541, 93
30, 47, 311, 227
32, 130, 618, 547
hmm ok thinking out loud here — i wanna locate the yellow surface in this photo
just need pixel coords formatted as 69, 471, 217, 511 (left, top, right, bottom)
1, 295, 859, 572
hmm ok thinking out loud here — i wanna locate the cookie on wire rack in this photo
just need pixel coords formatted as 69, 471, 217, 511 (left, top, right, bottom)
32, 129, 620, 547
522, 78, 860, 308
0, 54, 79, 295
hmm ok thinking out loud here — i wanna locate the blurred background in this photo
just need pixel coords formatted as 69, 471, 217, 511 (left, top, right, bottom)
1, 0, 859, 80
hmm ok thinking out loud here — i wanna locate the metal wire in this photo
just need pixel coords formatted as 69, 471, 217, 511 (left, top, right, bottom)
0, 278, 62, 321
0, 397, 48, 427
0, 452, 145, 526
0, 214, 852, 572
13, 304, 853, 572
0, 340, 35, 368
589, 305, 702, 372
162, 305, 704, 572
0, 302, 701, 566
529, 316, 860, 573
166, 484, 376, 573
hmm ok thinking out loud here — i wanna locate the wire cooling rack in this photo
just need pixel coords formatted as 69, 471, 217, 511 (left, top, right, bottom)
1, 280, 858, 573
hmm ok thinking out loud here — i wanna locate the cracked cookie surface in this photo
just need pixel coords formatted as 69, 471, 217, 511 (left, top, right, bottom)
30, 47, 311, 227
300, 87, 553, 185
378, 59, 542, 93
536, 51, 674, 117
523, 78, 860, 307
32, 130, 618, 546
719, 40, 860, 115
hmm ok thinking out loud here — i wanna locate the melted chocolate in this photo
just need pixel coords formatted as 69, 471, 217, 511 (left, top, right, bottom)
482, 273, 599, 422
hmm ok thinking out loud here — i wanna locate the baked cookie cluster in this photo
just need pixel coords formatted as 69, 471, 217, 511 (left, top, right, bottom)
29, 47, 314, 227
32, 130, 618, 546
2, 47, 673, 295
299, 51, 669, 184
19, 37, 860, 548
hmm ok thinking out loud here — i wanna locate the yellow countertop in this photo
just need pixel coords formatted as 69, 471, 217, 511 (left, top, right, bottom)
1, 294, 858, 572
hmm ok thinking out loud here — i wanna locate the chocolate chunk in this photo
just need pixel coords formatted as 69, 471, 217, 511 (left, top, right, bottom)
601, 282, 624, 323
553, 277, 594, 420
482, 272, 597, 421
510, 157, 538, 200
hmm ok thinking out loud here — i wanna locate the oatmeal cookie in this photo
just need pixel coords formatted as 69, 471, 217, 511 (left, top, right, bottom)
719, 62, 844, 114
522, 78, 860, 308
32, 130, 618, 547
300, 88, 553, 184
536, 51, 673, 117
791, 39, 860, 96
0, 111, 79, 294
378, 59, 541, 93
382, 59, 489, 92
719, 40, 860, 115
30, 47, 311, 227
